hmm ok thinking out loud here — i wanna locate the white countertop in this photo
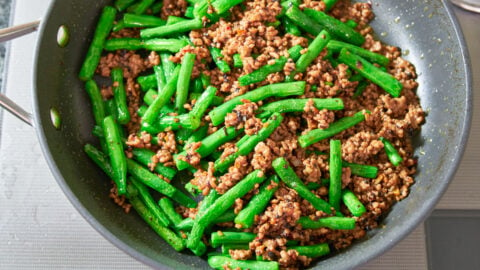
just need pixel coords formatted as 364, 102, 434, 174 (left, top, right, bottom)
0, 1, 479, 269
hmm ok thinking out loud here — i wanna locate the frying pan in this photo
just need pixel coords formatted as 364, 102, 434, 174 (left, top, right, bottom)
0, 0, 472, 269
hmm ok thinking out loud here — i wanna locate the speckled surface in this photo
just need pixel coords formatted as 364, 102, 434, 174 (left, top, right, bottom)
0, 0, 12, 86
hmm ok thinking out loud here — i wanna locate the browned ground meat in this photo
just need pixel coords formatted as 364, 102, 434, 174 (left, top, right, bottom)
93, 0, 425, 269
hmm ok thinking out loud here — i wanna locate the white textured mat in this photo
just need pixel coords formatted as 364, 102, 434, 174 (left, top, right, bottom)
1, 1, 478, 269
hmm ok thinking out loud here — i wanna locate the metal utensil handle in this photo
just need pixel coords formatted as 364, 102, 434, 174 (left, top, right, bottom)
0, 20, 41, 127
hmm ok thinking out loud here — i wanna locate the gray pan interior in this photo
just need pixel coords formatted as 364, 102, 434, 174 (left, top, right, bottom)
32, 0, 472, 269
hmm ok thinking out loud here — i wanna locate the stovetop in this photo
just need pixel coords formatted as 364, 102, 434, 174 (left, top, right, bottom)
0, 1, 479, 269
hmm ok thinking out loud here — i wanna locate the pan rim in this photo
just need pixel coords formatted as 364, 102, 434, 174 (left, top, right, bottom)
31, 1, 473, 269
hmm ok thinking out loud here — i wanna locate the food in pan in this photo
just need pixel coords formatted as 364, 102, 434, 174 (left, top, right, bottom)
80, 0, 425, 268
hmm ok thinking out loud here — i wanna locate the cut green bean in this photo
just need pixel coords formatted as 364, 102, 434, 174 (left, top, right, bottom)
85, 80, 106, 126
130, 177, 171, 227
298, 110, 368, 148
143, 38, 188, 52
191, 77, 204, 93
132, 148, 177, 179
126, 159, 197, 208
210, 47, 231, 73
212, 0, 243, 14
138, 74, 157, 91
257, 98, 344, 118
190, 93, 224, 106
288, 243, 330, 258
187, 170, 267, 254
111, 68, 131, 125
329, 140, 342, 212
287, 44, 303, 61
233, 54, 243, 68
222, 244, 249, 254
238, 56, 287, 86
338, 49, 403, 97
283, 17, 301, 36
159, 197, 185, 229
174, 126, 243, 170
345, 19, 358, 29
185, 6, 195, 18
103, 116, 127, 195
141, 66, 181, 128
140, 18, 203, 38
145, 114, 200, 133
211, 232, 256, 248
185, 125, 209, 146
177, 209, 236, 231
166, 15, 188, 25
160, 53, 176, 82
189, 85, 217, 124
214, 113, 284, 172
154, 65, 166, 91
130, 0, 155, 14
295, 30, 331, 73
342, 161, 378, 179
209, 81, 305, 126
126, 186, 185, 251
84, 144, 115, 179
298, 216, 356, 230
379, 137, 403, 166
304, 9, 364, 46
342, 190, 366, 217
208, 256, 279, 270
105, 38, 144, 51
143, 90, 175, 115
272, 157, 332, 214
235, 176, 279, 228
323, 0, 339, 11
327, 40, 389, 66
114, 0, 137, 11
123, 13, 166, 28
176, 52, 196, 113
201, 73, 211, 88
79, 6, 117, 81
285, 6, 323, 36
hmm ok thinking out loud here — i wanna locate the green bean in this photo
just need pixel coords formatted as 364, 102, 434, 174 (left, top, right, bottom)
114, 0, 137, 11
158, 197, 185, 229
160, 53, 176, 82
174, 126, 243, 170
295, 30, 331, 74
185, 6, 195, 18
143, 90, 175, 115
190, 92, 224, 106
235, 176, 279, 228
104, 100, 126, 139
222, 244, 249, 254
327, 40, 389, 66
103, 116, 127, 195
306, 182, 321, 190
141, 18, 203, 38
305, 9, 364, 46
84, 144, 115, 179
233, 54, 243, 68
137, 74, 157, 91
272, 157, 332, 214
111, 68, 131, 125
338, 49, 402, 97
210, 47, 231, 73
329, 140, 342, 212
288, 243, 330, 258
214, 113, 284, 173
298, 110, 368, 148
153, 65, 166, 91
187, 170, 267, 254
131, 148, 177, 179
212, 0, 243, 14
379, 137, 403, 166
79, 6, 117, 81
105, 38, 144, 51
177, 209, 236, 231
145, 114, 200, 133
185, 125, 209, 146
342, 161, 378, 179
209, 81, 305, 126
126, 186, 185, 251
353, 80, 368, 98
141, 66, 181, 128
185, 181, 202, 196
345, 19, 358, 29
257, 98, 344, 118
298, 216, 356, 230
287, 44, 303, 61
143, 38, 189, 52
130, 0, 155, 14
85, 80, 106, 126
123, 13, 166, 28
190, 77, 204, 93
176, 53, 196, 113
201, 73, 211, 88
190, 86, 217, 124
130, 177, 171, 227
208, 256, 279, 270
193, 0, 209, 19
126, 159, 197, 208
342, 190, 366, 217
285, 6, 323, 36
150, 1, 163, 14
238, 56, 287, 86
323, 0, 339, 11
283, 17, 301, 36
211, 232, 256, 248
166, 15, 188, 25
112, 20, 126, 32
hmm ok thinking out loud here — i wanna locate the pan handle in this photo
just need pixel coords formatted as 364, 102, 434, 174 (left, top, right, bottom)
0, 20, 41, 127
